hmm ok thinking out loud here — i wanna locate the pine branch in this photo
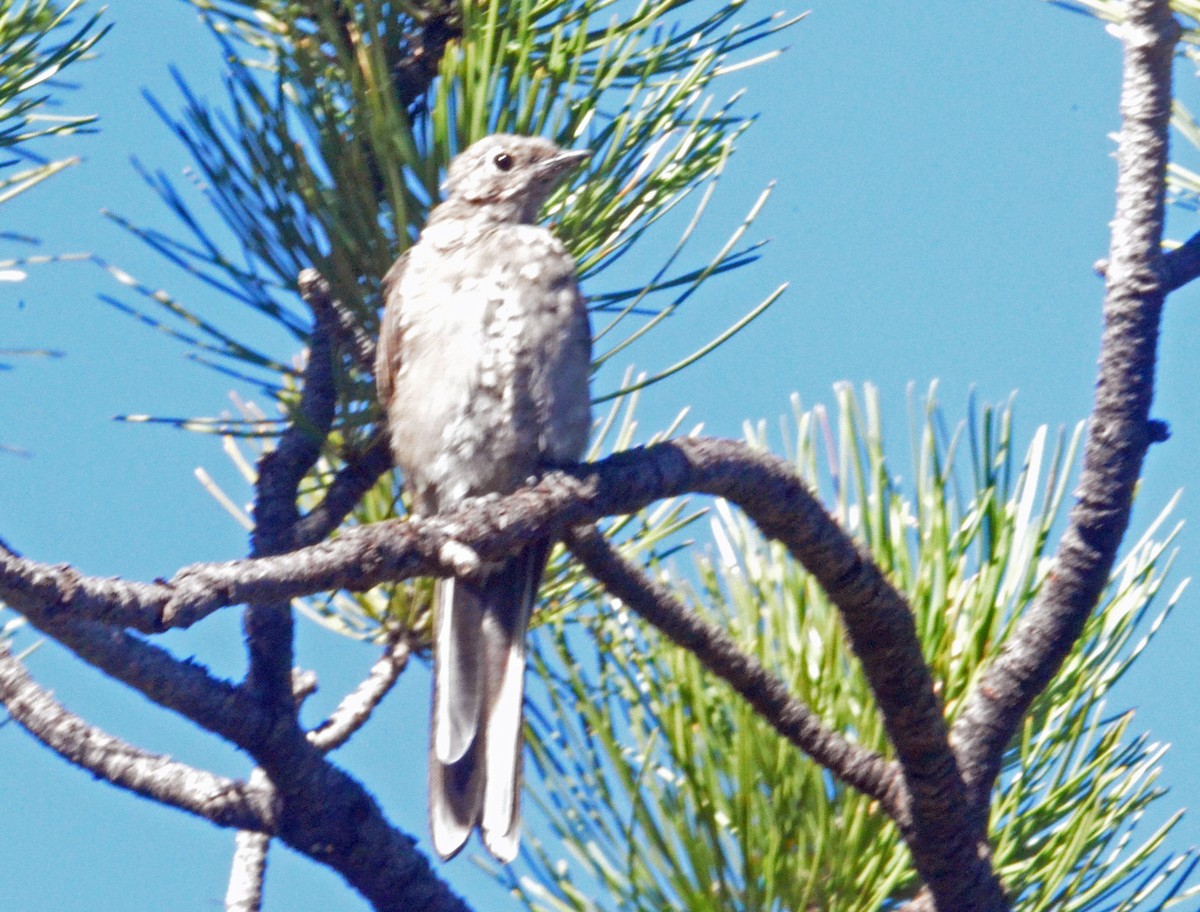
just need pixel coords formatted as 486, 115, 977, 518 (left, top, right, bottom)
952, 0, 1179, 830
308, 636, 412, 752
244, 272, 339, 712
293, 433, 393, 548
563, 524, 902, 816
0, 640, 274, 830
226, 829, 270, 912
0, 434, 1002, 907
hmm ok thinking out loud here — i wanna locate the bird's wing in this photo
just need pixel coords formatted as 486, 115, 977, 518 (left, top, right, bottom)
374, 251, 410, 410
521, 235, 593, 466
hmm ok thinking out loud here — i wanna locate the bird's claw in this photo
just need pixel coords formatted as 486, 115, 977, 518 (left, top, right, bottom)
439, 539, 482, 577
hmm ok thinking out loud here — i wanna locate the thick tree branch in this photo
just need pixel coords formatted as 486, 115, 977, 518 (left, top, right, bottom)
0, 640, 275, 831
244, 270, 338, 712
564, 525, 902, 816
308, 636, 412, 752
15, 609, 272, 750
953, 0, 1178, 818
0, 441, 905, 632
1, 435, 997, 906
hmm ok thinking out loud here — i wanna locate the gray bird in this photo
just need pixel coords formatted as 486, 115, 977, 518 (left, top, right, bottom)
375, 134, 592, 862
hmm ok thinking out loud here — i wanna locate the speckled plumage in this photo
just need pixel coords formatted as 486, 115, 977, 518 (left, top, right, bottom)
375, 134, 592, 862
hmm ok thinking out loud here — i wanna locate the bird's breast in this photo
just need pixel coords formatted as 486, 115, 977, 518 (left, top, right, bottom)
386, 228, 584, 511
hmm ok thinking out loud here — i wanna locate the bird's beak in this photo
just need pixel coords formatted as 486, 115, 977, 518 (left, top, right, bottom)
542, 148, 591, 182
555, 148, 592, 167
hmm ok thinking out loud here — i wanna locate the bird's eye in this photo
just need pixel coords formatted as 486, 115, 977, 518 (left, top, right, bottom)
493, 152, 514, 171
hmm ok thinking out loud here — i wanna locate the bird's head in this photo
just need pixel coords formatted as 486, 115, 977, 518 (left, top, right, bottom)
441, 134, 590, 224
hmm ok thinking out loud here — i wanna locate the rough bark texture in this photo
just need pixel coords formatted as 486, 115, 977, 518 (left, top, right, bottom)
0, 435, 999, 908
0, 2, 1183, 904
226, 829, 270, 912
952, 0, 1179, 824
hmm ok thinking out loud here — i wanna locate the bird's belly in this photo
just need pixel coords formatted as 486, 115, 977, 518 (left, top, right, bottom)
389, 322, 537, 511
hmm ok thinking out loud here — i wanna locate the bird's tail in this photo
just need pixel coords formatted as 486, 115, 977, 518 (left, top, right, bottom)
428, 541, 550, 862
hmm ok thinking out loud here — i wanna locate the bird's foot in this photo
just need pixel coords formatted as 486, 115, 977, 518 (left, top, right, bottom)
438, 539, 482, 578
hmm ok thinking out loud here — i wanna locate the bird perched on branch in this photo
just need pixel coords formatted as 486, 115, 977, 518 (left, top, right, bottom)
375, 134, 592, 862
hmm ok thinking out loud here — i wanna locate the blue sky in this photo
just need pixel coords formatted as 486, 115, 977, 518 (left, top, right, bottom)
4, 1, 1200, 909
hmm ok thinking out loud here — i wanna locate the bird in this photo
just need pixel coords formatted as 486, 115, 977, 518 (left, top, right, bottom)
375, 134, 592, 862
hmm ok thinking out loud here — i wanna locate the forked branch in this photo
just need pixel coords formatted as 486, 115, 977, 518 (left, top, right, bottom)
952, 0, 1179, 820
0, 434, 999, 908
0, 641, 275, 831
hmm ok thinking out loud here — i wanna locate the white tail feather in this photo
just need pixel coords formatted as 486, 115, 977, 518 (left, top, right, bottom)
434, 579, 482, 764
429, 546, 545, 862
429, 763, 473, 860
481, 631, 526, 849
